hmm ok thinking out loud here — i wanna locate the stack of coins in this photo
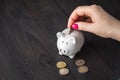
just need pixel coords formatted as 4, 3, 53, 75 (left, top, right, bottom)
75, 59, 89, 74
56, 61, 69, 75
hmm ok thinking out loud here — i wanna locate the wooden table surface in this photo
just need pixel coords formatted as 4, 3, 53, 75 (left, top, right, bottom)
0, 0, 120, 80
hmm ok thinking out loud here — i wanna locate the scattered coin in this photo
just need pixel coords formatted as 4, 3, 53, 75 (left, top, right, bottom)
59, 68, 69, 75
56, 61, 67, 68
75, 59, 85, 66
78, 66, 89, 74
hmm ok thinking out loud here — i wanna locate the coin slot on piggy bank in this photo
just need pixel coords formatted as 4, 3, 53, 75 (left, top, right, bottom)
56, 28, 84, 59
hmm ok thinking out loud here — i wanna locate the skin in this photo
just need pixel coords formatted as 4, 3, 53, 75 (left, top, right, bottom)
67, 5, 120, 41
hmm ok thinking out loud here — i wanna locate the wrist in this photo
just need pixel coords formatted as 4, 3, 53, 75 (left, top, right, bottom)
110, 20, 120, 41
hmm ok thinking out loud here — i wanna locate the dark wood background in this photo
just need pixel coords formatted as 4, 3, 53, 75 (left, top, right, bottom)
0, 0, 120, 80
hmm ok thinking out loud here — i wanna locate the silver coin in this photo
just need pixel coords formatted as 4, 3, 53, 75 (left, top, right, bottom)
59, 68, 69, 75
75, 59, 85, 66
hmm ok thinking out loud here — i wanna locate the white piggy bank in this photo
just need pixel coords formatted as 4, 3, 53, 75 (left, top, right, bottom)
56, 28, 84, 59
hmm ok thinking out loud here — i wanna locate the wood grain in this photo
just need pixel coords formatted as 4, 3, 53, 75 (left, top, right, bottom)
0, 0, 120, 80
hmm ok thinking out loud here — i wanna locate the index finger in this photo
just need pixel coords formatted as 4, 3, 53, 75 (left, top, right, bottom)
67, 6, 92, 27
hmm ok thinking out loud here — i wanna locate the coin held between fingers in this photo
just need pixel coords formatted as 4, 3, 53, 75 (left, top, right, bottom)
68, 27, 74, 34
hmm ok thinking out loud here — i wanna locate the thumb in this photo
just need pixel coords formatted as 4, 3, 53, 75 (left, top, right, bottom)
75, 22, 94, 32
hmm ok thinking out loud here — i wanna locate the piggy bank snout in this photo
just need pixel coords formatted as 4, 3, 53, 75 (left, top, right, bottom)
59, 48, 69, 54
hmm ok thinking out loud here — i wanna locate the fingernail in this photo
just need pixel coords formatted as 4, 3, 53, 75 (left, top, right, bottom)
72, 24, 78, 30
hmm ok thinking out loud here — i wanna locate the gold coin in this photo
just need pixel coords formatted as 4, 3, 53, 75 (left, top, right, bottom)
56, 61, 67, 68
75, 59, 85, 66
78, 66, 89, 73
59, 68, 69, 75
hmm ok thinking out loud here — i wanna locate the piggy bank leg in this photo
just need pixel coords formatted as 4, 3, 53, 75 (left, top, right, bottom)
59, 52, 63, 55
69, 55, 75, 59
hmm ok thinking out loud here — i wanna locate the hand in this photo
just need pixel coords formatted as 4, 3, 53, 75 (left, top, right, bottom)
67, 5, 120, 41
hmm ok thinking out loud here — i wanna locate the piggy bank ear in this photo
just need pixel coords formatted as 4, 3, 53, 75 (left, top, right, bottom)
56, 32, 65, 38
69, 37, 76, 44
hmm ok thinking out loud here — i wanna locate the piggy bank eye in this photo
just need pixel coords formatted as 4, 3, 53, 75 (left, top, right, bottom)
66, 42, 68, 45
62, 41, 64, 43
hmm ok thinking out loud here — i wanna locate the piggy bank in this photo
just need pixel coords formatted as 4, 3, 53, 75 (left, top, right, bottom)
56, 28, 84, 59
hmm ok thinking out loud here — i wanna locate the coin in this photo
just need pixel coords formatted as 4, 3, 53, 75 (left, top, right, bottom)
56, 61, 67, 68
68, 27, 74, 34
75, 59, 85, 66
78, 66, 89, 73
59, 68, 69, 75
